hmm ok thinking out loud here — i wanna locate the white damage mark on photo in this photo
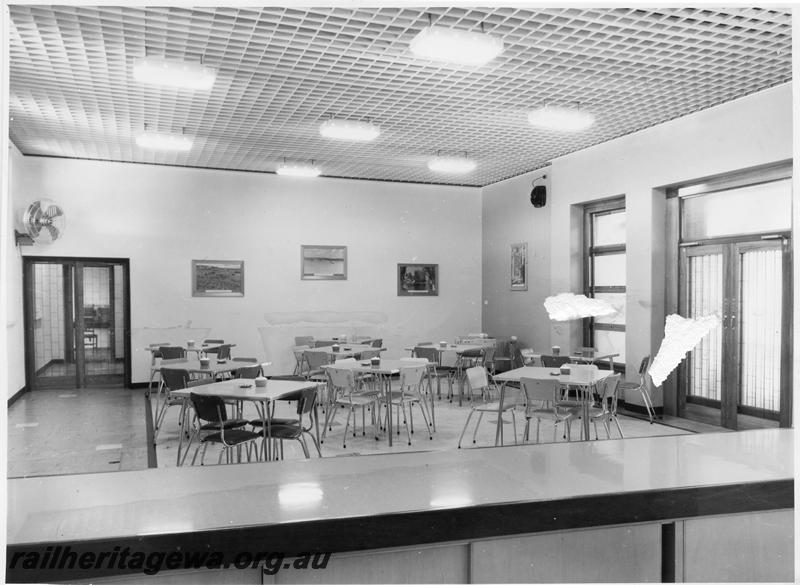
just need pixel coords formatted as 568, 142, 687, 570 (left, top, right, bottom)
649, 313, 721, 387
543, 292, 617, 321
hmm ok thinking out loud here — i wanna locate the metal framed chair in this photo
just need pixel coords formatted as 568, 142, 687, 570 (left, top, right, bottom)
541, 355, 572, 368
294, 335, 315, 347
153, 367, 190, 443
303, 350, 331, 383
189, 393, 261, 465
458, 366, 518, 448
412, 345, 456, 401
588, 374, 623, 439
520, 377, 576, 444
252, 386, 322, 460
322, 365, 380, 448
620, 355, 656, 423
385, 364, 433, 445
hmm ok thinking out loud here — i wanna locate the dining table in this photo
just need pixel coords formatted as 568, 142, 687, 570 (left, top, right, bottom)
310, 344, 387, 360
526, 349, 619, 370
492, 366, 613, 446
322, 359, 428, 447
170, 378, 320, 465
159, 358, 247, 378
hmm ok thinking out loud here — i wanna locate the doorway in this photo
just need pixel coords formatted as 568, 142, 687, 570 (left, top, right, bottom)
674, 169, 792, 429
23, 257, 131, 390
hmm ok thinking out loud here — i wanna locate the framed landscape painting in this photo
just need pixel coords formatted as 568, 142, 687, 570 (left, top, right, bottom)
398, 263, 438, 296
192, 260, 244, 297
510, 242, 528, 291
301, 245, 347, 280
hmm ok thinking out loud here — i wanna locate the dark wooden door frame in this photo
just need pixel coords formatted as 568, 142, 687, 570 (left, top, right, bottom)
22, 256, 132, 390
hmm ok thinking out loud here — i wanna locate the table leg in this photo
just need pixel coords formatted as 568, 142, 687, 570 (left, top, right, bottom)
176, 398, 188, 465
384, 373, 393, 447
495, 383, 507, 446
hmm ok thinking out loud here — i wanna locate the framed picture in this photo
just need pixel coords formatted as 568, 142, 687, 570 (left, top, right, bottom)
510, 242, 528, 291
398, 263, 438, 296
192, 260, 244, 297
301, 245, 347, 280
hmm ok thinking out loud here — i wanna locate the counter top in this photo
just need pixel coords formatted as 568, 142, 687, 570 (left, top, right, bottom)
7, 429, 793, 580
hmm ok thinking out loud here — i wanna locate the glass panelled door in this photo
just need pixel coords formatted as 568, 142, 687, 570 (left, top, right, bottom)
24, 258, 130, 390
679, 239, 790, 428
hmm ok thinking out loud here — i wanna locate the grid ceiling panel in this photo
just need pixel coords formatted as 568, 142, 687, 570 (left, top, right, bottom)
8, 6, 792, 187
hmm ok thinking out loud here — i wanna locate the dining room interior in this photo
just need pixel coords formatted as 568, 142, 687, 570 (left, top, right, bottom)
1, 5, 796, 584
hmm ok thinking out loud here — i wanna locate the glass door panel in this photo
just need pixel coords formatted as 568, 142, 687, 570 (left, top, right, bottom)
737, 243, 783, 415
684, 247, 724, 404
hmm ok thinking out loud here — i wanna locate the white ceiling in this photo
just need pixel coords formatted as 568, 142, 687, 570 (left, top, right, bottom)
8, 5, 792, 187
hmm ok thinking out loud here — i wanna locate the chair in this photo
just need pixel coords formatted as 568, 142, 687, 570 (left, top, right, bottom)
147, 343, 172, 395
400, 357, 436, 431
202, 339, 225, 355
588, 374, 623, 439
303, 350, 331, 383
313, 340, 336, 348
294, 335, 315, 347
292, 345, 311, 376
253, 387, 322, 459
455, 347, 485, 402
153, 368, 190, 443
385, 364, 433, 445
180, 378, 249, 465
412, 346, 456, 401
323, 365, 380, 448
370, 338, 383, 348
189, 393, 261, 465
458, 367, 519, 448
541, 355, 572, 368
236, 363, 263, 379
620, 356, 656, 423
215, 344, 233, 360
520, 377, 575, 444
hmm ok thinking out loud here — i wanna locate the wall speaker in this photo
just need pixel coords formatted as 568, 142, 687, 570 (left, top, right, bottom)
530, 184, 547, 208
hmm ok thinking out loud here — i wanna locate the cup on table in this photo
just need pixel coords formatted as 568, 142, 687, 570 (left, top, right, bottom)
560, 364, 571, 375
332, 344, 340, 353
370, 357, 380, 368
187, 340, 195, 348
255, 376, 268, 388
439, 341, 447, 347
199, 357, 210, 368
552, 345, 560, 356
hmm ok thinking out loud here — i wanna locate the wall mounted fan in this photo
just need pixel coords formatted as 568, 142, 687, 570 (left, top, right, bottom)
15, 199, 66, 246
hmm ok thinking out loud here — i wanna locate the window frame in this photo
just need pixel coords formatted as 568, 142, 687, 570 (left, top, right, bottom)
583, 197, 626, 372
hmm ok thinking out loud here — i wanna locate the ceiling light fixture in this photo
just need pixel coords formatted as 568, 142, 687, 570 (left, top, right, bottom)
133, 56, 216, 90
427, 153, 476, 174
276, 161, 321, 178
135, 131, 193, 151
319, 118, 381, 142
528, 105, 595, 132
410, 24, 504, 66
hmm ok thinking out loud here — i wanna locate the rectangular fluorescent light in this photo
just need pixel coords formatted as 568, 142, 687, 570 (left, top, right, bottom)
135, 131, 193, 151
528, 106, 595, 132
410, 25, 503, 66
428, 154, 476, 174
319, 119, 381, 142
276, 162, 321, 177
133, 57, 216, 90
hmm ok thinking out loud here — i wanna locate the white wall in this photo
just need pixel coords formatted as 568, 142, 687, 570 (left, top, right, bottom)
549, 83, 792, 405
8, 157, 482, 384
481, 171, 551, 350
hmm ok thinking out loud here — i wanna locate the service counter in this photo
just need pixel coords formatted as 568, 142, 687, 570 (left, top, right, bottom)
7, 429, 794, 583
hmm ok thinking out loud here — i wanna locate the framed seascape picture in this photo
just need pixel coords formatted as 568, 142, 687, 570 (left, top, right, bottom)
301, 245, 347, 280
192, 260, 244, 297
398, 263, 438, 296
510, 242, 528, 291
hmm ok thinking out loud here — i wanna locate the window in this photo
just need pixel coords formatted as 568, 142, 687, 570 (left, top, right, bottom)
584, 198, 626, 368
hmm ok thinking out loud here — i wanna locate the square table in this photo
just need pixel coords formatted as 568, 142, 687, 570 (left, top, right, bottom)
493, 366, 613, 446
170, 378, 320, 465
309, 344, 387, 360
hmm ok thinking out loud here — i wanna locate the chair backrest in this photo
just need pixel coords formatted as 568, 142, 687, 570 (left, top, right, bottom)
294, 336, 315, 346
638, 355, 651, 376
326, 366, 357, 394
598, 374, 622, 401
416, 341, 433, 346
541, 355, 571, 368
204, 339, 224, 344
399, 364, 427, 389
465, 366, 489, 393
236, 364, 262, 379
159, 346, 186, 360
160, 368, 190, 390
268, 375, 307, 381
190, 392, 226, 424
570, 364, 599, 384
216, 344, 233, 359
412, 346, 440, 364
304, 350, 331, 369
520, 377, 559, 403
233, 357, 258, 363
149, 343, 171, 359
370, 338, 383, 348
460, 347, 484, 359
314, 340, 336, 348
359, 349, 381, 360
187, 377, 213, 388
